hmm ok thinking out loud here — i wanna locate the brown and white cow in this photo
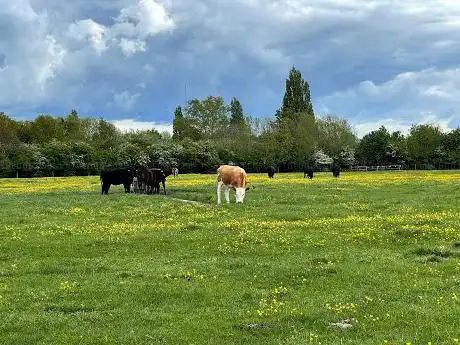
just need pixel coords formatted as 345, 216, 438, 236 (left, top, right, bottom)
216, 165, 249, 204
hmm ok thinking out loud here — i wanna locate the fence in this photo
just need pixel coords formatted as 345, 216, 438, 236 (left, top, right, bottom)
351, 163, 460, 171
351, 165, 402, 171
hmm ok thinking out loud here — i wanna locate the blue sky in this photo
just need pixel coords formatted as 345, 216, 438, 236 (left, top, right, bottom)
1, 0, 460, 137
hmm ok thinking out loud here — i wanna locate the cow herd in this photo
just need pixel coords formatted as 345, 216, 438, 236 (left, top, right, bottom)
100, 167, 170, 195
99, 163, 342, 205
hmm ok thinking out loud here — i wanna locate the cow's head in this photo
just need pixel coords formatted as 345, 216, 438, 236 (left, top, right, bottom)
235, 184, 253, 203
235, 187, 246, 203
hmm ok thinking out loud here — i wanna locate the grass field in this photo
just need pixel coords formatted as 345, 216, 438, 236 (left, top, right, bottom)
1, 171, 460, 345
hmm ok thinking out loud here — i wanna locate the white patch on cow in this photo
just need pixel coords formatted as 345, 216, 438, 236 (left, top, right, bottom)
217, 180, 223, 205
235, 187, 246, 203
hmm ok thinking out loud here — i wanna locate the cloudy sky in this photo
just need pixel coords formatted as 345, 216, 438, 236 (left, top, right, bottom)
1, 0, 460, 137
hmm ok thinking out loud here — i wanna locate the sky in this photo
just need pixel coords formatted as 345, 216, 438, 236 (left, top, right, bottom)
1, 0, 460, 138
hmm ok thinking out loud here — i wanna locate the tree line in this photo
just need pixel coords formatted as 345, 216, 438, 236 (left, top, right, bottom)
1, 67, 459, 178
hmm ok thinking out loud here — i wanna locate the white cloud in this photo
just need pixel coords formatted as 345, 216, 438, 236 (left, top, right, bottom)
2, 0, 460, 125
0, 1, 67, 106
319, 66, 460, 136
111, 119, 173, 134
118, 38, 146, 56
35, 35, 67, 87
114, 0, 175, 39
353, 113, 455, 138
66, 0, 175, 57
109, 91, 141, 111
67, 19, 108, 54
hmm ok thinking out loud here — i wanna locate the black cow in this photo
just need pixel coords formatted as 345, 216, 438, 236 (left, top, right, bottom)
303, 166, 314, 179
332, 163, 341, 178
100, 168, 134, 194
267, 166, 276, 178
144, 168, 168, 195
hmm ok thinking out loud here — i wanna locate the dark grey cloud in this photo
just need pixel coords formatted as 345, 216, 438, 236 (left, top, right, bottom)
0, 0, 459, 134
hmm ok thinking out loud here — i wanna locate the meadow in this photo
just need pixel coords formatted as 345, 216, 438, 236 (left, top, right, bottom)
1, 170, 460, 345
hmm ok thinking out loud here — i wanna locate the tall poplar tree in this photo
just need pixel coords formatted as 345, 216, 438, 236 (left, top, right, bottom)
230, 97, 247, 129
277, 66, 314, 121
172, 105, 185, 140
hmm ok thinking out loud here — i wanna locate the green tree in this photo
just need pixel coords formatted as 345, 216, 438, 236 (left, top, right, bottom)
388, 131, 407, 164
64, 109, 83, 141
275, 112, 317, 167
229, 97, 247, 129
12, 143, 50, 177
184, 96, 229, 139
42, 140, 72, 176
70, 141, 94, 175
407, 124, 444, 165
0, 152, 11, 177
29, 115, 65, 144
355, 126, 391, 165
442, 127, 460, 164
317, 114, 357, 160
93, 118, 120, 150
278, 66, 314, 121
0, 113, 19, 155
172, 105, 186, 140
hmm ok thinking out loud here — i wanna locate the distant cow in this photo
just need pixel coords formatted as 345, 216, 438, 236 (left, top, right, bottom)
267, 166, 276, 178
303, 166, 314, 179
172, 167, 179, 178
144, 168, 168, 195
217, 165, 249, 204
100, 168, 134, 194
332, 164, 341, 178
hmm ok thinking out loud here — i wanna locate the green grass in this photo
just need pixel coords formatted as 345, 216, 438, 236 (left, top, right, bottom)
1, 171, 460, 344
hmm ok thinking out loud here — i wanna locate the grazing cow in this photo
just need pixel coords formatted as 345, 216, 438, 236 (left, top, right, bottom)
267, 166, 276, 178
144, 168, 167, 195
100, 168, 134, 194
217, 165, 249, 204
332, 164, 341, 178
303, 166, 314, 179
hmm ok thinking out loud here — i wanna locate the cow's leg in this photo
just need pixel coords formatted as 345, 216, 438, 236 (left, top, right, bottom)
224, 185, 230, 204
103, 183, 110, 194
217, 181, 223, 205
162, 180, 166, 195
